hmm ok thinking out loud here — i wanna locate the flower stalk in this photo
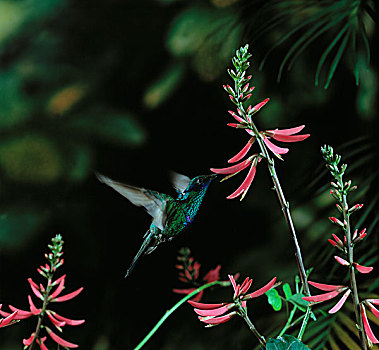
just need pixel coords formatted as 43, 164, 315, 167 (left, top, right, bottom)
321, 145, 368, 349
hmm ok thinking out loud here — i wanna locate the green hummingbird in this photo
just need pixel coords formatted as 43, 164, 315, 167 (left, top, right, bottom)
96, 172, 217, 277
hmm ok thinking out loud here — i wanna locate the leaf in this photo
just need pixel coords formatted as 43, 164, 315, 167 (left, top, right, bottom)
266, 335, 308, 350
143, 62, 185, 109
289, 293, 309, 312
68, 109, 146, 146
282, 283, 292, 300
0, 133, 63, 184
0, 205, 49, 251
266, 288, 282, 311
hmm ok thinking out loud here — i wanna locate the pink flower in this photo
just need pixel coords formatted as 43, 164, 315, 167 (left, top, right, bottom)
173, 250, 222, 302
46, 326, 79, 348
188, 274, 276, 326
211, 107, 309, 199
302, 281, 350, 314
0, 307, 18, 328
361, 303, 379, 344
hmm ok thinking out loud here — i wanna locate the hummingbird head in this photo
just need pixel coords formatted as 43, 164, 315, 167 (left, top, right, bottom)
185, 174, 218, 193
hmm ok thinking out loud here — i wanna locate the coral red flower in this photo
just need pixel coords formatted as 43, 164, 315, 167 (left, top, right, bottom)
302, 281, 350, 314
173, 249, 222, 302
46, 326, 79, 348
211, 109, 309, 199
0, 308, 18, 328
361, 304, 379, 344
188, 274, 276, 326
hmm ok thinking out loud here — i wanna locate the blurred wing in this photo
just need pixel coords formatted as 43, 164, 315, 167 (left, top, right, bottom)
170, 172, 191, 194
96, 173, 168, 230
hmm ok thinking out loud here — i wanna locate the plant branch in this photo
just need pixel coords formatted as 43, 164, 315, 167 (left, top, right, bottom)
133, 280, 226, 350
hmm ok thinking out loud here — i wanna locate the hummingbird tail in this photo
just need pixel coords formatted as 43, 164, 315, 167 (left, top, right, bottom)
125, 231, 154, 278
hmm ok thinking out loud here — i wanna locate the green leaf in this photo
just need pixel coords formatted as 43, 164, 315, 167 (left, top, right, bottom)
0, 133, 63, 184
143, 62, 185, 109
266, 335, 309, 350
0, 205, 49, 251
68, 109, 146, 147
289, 293, 309, 312
282, 283, 292, 300
266, 288, 282, 311
63, 142, 93, 182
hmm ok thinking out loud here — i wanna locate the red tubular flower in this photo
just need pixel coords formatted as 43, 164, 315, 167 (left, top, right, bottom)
0, 309, 18, 328
23, 333, 35, 346
361, 304, 379, 344
354, 263, 373, 274
46, 326, 79, 348
302, 281, 350, 313
173, 250, 221, 302
37, 337, 49, 350
188, 274, 276, 327
51, 287, 83, 302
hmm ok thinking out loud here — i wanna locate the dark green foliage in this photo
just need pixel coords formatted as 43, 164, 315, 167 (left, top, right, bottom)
266, 335, 308, 349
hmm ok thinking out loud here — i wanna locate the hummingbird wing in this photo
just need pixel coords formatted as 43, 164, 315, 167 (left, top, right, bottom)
169, 172, 191, 195
96, 173, 171, 231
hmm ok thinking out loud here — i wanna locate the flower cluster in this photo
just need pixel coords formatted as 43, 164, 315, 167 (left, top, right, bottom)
0, 235, 84, 349
211, 45, 309, 200
302, 146, 377, 345
188, 274, 276, 326
173, 248, 221, 302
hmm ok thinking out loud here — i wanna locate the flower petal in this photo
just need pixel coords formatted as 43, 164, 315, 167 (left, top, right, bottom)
263, 137, 289, 155
252, 98, 269, 112
28, 278, 44, 300
328, 289, 351, 314
361, 304, 379, 344
366, 302, 379, 319
334, 256, 349, 266
47, 311, 66, 328
189, 290, 203, 302
0, 311, 18, 327
199, 311, 237, 325
49, 277, 65, 300
52, 287, 83, 302
8, 305, 33, 319
243, 277, 277, 300
240, 278, 253, 295
37, 337, 49, 350
228, 138, 255, 163
46, 327, 79, 348
23, 334, 35, 346
228, 110, 245, 124
28, 295, 41, 315
227, 162, 257, 200
203, 265, 221, 283
50, 311, 84, 326
302, 290, 343, 303
188, 300, 226, 310
211, 158, 251, 175
194, 304, 233, 317
271, 125, 305, 135
366, 299, 379, 305
272, 134, 310, 142
308, 281, 344, 291
228, 275, 237, 294
354, 263, 373, 274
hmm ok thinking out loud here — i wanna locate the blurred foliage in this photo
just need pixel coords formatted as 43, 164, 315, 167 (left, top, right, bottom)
0, 0, 377, 349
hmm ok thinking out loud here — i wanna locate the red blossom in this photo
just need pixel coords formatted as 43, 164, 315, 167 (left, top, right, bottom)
23, 333, 35, 346
51, 287, 83, 302
302, 281, 349, 313
354, 263, 373, 274
203, 265, 221, 283
189, 274, 276, 327
46, 326, 79, 348
361, 304, 379, 344
0, 309, 18, 328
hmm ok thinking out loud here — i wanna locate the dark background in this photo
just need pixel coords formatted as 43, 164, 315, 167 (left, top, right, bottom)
0, 0, 377, 349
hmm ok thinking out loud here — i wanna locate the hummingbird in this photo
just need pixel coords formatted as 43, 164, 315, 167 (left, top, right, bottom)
96, 172, 217, 277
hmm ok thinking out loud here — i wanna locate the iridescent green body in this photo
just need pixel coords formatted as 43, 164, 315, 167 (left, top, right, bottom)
96, 172, 216, 276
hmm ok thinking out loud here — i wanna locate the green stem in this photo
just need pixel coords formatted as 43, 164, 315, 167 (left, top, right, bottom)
133, 281, 225, 350
279, 305, 297, 337
338, 175, 367, 350
236, 304, 266, 348
297, 307, 311, 340
28, 278, 53, 350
